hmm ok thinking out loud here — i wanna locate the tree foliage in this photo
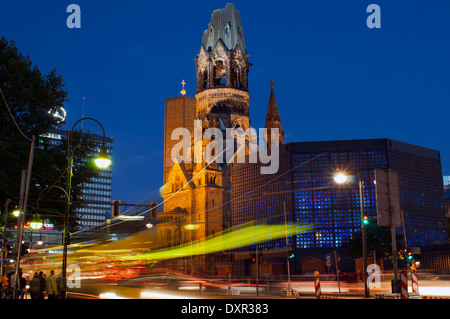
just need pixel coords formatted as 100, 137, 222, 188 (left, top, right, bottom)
0, 37, 100, 231
342, 222, 393, 260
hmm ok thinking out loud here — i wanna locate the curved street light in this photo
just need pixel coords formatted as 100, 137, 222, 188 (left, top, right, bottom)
29, 214, 43, 230
61, 117, 111, 299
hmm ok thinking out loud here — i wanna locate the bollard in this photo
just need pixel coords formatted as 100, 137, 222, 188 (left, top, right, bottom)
400, 271, 408, 299
411, 268, 419, 293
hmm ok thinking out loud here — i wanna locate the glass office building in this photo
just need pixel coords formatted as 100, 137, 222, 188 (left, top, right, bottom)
443, 175, 450, 217
231, 139, 447, 273
40, 128, 113, 230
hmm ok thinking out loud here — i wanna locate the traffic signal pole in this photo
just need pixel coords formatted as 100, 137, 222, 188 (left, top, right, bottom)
256, 246, 259, 297
374, 169, 402, 295
358, 172, 370, 298
283, 201, 292, 295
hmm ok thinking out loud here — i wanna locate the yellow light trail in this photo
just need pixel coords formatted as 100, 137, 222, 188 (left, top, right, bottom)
111, 222, 314, 261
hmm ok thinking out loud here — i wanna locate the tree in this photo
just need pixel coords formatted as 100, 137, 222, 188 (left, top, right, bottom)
342, 222, 393, 261
0, 37, 100, 231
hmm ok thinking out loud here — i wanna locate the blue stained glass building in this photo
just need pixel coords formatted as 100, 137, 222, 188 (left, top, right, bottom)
231, 138, 447, 274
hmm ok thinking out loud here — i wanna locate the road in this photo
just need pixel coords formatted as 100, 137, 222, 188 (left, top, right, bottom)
63, 271, 450, 299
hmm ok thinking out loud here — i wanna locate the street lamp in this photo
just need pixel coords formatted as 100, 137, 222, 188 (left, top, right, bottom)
12, 208, 20, 218
61, 117, 111, 299
333, 170, 370, 298
29, 214, 43, 230
333, 173, 347, 184
94, 148, 112, 169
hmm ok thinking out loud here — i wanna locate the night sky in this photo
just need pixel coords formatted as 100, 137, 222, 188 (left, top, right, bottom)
2, 1, 450, 206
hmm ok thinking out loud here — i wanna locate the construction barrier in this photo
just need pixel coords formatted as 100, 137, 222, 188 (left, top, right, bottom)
401, 271, 408, 299
314, 271, 321, 299
411, 271, 419, 293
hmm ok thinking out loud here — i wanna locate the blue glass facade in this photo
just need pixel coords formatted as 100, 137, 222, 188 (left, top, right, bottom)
292, 150, 387, 249
231, 139, 448, 274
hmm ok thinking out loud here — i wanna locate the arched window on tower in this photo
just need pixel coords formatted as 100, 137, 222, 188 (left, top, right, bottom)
214, 60, 226, 87
202, 68, 208, 89
231, 61, 242, 89
225, 22, 231, 36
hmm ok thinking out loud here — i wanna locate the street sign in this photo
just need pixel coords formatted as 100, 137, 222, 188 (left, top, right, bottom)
326, 260, 331, 267
374, 168, 401, 227
325, 253, 331, 261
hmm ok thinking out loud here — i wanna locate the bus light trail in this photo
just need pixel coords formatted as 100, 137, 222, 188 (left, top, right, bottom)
103, 223, 314, 262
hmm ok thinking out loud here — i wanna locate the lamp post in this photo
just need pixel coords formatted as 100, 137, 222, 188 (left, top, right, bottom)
61, 117, 111, 299
334, 171, 370, 298
1, 200, 12, 299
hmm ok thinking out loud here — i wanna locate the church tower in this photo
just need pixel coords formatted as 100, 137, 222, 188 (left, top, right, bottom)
264, 80, 285, 147
159, 3, 250, 249
195, 3, 251, 132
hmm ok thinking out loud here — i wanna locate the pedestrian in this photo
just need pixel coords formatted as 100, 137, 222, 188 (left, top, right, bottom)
46, 270, 58, 299
29, 272, 41, 299
18, 269, 26, 299
2, 273, 8, 288
39, 271, 46, 299
1, 272, 9, 299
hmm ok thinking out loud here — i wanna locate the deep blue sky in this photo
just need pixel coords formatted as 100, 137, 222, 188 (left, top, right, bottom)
2, 1, 450, 205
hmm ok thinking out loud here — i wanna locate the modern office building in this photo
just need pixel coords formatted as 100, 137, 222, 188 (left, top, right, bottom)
39, 128, 113, 230
231, 139, 448, 274
443, 175, 450, 217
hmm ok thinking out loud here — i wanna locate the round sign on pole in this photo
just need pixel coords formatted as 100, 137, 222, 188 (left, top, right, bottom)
326, 260, 332, 267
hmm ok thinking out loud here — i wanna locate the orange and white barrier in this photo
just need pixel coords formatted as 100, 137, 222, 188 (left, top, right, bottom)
401, 271, 408, 299
411, 271, 418, 293
314, 271, 321, 299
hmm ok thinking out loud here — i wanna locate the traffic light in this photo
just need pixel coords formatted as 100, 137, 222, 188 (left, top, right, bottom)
250, 251, 263, 263
408, 252, 413, 260
112, 200, 121, 217
363, 216, 369, 225
65, 233, 71, 246
150, 202, 158, 219
289, 253, 295, 259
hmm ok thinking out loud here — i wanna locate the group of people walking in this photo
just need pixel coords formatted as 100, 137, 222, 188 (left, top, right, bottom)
2, 269, 58, 299
28, 269, 58, 299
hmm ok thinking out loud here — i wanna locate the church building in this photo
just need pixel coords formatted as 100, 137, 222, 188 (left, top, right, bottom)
158, 3, 284, 251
